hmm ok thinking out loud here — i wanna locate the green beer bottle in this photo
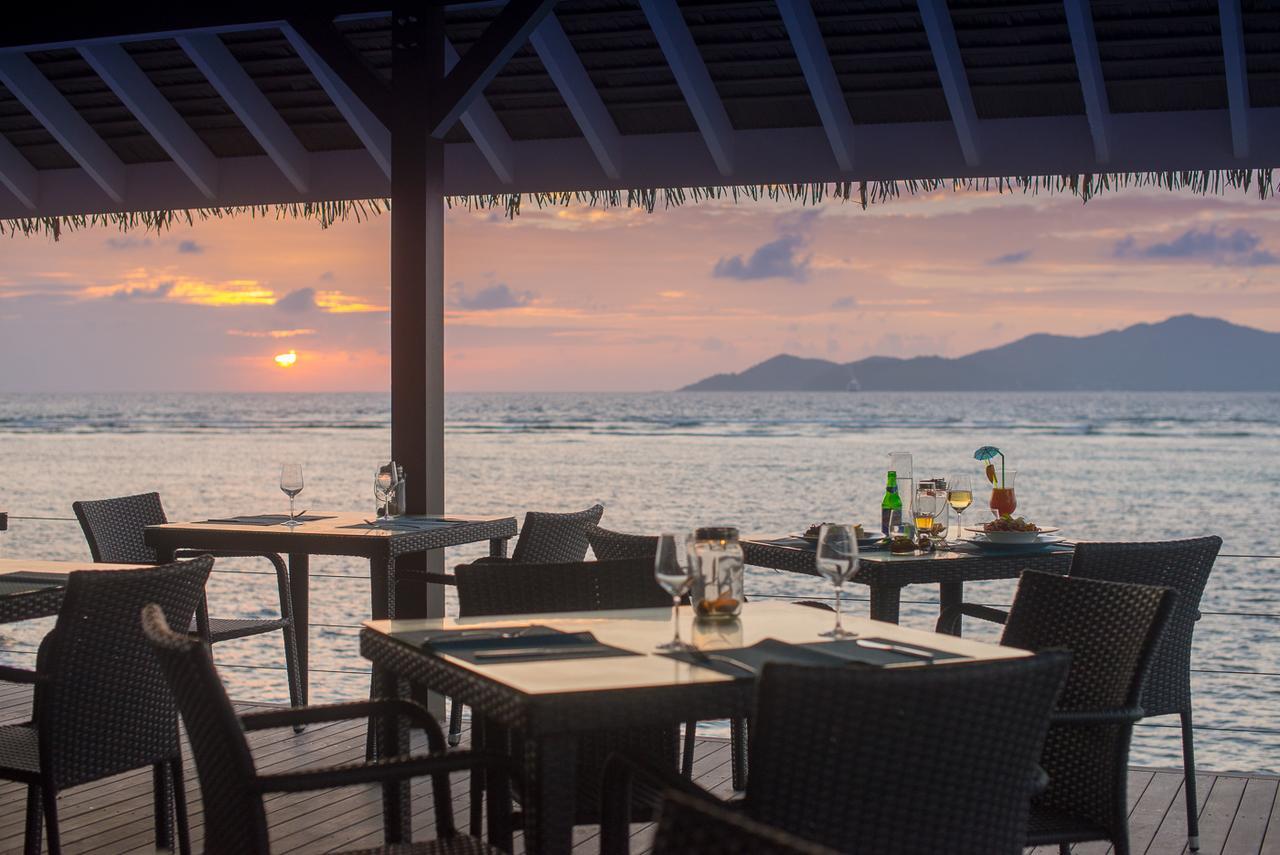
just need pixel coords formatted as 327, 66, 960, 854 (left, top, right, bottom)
881, 470, 903, 536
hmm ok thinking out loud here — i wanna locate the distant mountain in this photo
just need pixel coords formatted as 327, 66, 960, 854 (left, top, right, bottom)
680, 316, 1280, 391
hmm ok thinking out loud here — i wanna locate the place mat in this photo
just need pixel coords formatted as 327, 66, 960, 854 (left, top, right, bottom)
390, 624, 564, 648
339, 517, 471, 532
390, 626, 639, 664
202, 514, 332, 526
754, 536, 886, 552
0, 573, 65, 597
664, 636, 966, 676
949, 541, 1073, 557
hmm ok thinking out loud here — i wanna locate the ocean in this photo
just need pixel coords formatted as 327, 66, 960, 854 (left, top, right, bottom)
1, 391, 1277, 773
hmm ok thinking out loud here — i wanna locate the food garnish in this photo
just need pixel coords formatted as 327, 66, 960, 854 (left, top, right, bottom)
983, 515, 1039, 533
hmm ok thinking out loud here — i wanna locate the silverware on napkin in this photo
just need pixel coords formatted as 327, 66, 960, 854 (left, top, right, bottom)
474, 646, 603, 661
855, 639, 935, 660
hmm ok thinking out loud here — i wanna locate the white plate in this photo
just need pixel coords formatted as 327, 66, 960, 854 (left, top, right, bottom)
965, 527, 1059, 544
964, 534, 1065, 549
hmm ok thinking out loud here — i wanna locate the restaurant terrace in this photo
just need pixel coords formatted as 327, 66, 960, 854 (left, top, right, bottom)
0, 2, 1278, 854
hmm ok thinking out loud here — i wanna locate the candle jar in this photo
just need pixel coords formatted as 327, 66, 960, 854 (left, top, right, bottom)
690, 526, 744, 619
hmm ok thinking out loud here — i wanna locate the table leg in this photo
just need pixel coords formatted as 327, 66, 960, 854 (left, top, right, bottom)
469, 714, 489, 836
939, 581, 963, 636
370, 555, 392, 621
868, 584, 904, 623
489, 537, 509, 558
374, 667, 411, 843
523, 734, 577, 855
288, 553, 309, 705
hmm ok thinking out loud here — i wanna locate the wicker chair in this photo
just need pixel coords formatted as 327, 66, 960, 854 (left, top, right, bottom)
140, 602, 512, 855
998, 569, 1176, 854
73, 492, 303, 713
652, 790, 837, 855
937, 536, 1220, 850
587, 525, 658, 562
601, 651, 1071, 854
454, 556, 680, 835
440, 504, 605, 744
0, 555, 213, 855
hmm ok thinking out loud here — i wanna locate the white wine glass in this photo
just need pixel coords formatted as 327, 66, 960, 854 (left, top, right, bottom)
280, 463, 304, 526
375, 465, 395, 518
654, 533, 694, 651
948, 474, 974, 542
815, 524, 859, 639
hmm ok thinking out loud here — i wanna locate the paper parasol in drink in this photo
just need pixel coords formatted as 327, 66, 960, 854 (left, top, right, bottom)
973, 445, 1006, 486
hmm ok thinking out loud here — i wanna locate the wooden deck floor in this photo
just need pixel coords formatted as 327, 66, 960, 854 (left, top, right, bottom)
1, 682, 1276, 854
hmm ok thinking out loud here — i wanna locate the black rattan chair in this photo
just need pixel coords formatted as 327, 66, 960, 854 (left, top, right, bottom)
141, 602, 513, 855
937, 536, 1220, 850
73, 492, 303, 712
441, 504, 605, 744
998, 569, 1176, 854
652, 790, 837, 855
587, 525, 658, 562
455, 556, 680, 835
0, 555, 213, 855
602, 651, 1070, 854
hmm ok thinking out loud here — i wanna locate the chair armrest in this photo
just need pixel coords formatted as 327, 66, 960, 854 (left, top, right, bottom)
241, 699, 447, 750
253, 750, 509, 793
601, 752, 720, 855
0, 665, 41, 684
935, 603, 1009, 635
1030, 764, 1049, 797
1050, 706, 1145, 726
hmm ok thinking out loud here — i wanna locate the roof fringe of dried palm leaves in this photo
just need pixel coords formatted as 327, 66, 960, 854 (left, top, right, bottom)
2, 170, 1274, 239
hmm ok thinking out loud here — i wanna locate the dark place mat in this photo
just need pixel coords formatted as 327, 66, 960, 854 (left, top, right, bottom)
0, 576, 64, 597
663, 637, 968, 676
756, 536, 885, 552
949, 542, 1073, 557
203, 514, 332, 526
390, 625, 640, 664
339, 517, 468, 532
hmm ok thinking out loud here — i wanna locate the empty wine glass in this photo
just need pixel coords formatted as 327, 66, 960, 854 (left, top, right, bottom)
815, 524, 859, 639
654, 533, 694, 651
948, 474, 974, 541
280, 463, 304, 526
375, 464, 396, 518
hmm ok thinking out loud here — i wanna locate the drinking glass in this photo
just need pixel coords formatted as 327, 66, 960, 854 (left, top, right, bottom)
989, 469, 1018, 517
375, 465, 396, 518
280, 464, 304, 526
654, 533, 694, 651
913, 487, 942, 536
815, 524, 859, 638
948, 474, 974, 541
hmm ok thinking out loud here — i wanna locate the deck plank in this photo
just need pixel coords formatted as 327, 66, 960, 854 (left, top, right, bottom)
2, 681, 1278, 855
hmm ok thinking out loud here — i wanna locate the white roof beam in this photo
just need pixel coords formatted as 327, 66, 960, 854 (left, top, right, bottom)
79, 43, 219, 199
640, 0, 735, 175
282, 23, 390, 179
1219, 0, 1250, 158
446, 39, 515, 185
917, 0, 981, 166
776, 0, 855, 171
0, 133, 37, 210
531, 15, 625, 179
0, 53, 126, 202
1063, 0, 1112, 164
177, 32, 310, 192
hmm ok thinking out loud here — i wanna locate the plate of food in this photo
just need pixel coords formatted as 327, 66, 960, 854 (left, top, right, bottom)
798, 523, 881, 548
965, 516, 1059, 545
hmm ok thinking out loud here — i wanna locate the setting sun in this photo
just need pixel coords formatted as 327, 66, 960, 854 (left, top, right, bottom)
274, 351, 298, 368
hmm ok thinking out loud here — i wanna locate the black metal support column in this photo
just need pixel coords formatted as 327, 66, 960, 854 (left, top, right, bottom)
390, 5, 446, 623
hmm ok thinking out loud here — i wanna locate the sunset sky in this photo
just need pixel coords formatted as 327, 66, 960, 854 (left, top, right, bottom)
3, 185, 1280, 392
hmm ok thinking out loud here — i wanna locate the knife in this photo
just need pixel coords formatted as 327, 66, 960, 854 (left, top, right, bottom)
856, 639, 936, 660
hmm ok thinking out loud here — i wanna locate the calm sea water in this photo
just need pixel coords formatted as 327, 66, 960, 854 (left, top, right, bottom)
1, 391, 1277, 773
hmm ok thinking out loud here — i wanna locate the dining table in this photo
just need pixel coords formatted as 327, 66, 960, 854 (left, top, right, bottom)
743, 535, 1073, 631
145, 512, 518, 705
0, 557, 149, 623
361, 600, 1030, 854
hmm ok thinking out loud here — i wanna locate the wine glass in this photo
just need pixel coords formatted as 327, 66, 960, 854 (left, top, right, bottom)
280, 463, 304, 526
948, 474, 974, 541
375, 465, 396, 518
654, 533, 694, 651
815, 524, 859, 638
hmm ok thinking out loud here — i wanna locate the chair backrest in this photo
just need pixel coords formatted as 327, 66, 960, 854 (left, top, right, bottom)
653, 790, 838, 855
34, 556, 212, 789
1067, 536, 1221, 716
73, 492, 167, 563
455, 557, 670, 617
587, 525, 659, 562
744, 653, 1069, 855
142, 603, 270, 855
1000, 570, 1175, 845
511, 503, 604, 563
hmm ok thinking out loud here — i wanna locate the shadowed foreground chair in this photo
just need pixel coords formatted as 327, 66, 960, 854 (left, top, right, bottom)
0, 555, 212, 855
937, 537, 1219, 850
601, 651, 1071, 855
141, 603, 513, 854
454, 556, 680, 835
998, 570, 1176, 855
652, 790, 837, 855
73, 492, 302, 711
441, 504, 605, 744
